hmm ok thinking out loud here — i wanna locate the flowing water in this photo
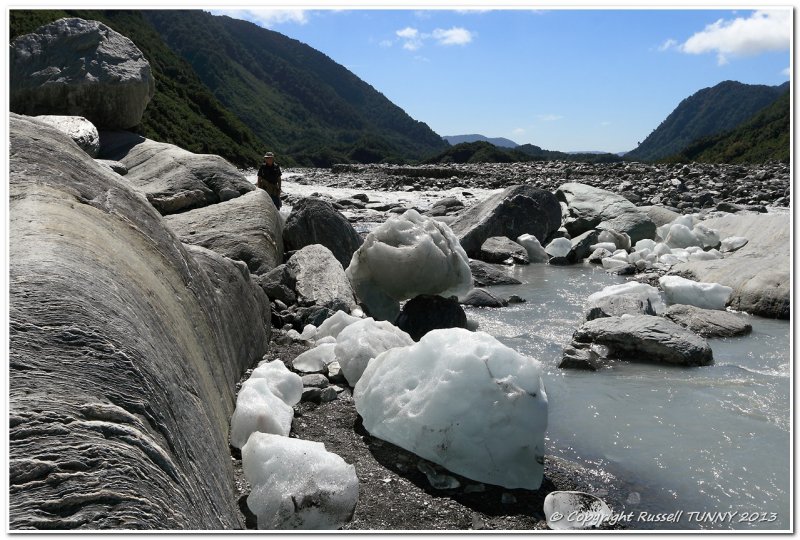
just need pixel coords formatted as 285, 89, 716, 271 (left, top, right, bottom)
465, 263, 790, 530
276, 178, 790, 530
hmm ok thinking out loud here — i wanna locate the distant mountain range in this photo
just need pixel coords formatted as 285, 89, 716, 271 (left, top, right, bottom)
443, 134, 519, 148
626, 80, 789, 162
10, 9, 447, 167
424, 141, 622, 165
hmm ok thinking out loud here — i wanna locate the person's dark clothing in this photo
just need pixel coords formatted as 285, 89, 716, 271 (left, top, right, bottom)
257, 162, 282, 208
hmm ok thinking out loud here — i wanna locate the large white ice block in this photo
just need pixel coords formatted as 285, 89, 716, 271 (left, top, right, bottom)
658, 275, 732, 310
335, 318, 413, 386
242, 433, 358, 530
230, 378, 295, 448
354, 328, 548, 489
517, 233, 549, 263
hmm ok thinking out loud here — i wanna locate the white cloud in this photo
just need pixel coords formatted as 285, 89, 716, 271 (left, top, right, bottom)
512, 128, 526, 135
681, 10, 790, 65
455, 9, 492, 14
782, 66, 791, 77
397, 27, 423, 50
538, 114, 563, 122
396, 27, 419, 39
432, 27, 474, 46
209, 9, 308, 28
658, 38, 678, 52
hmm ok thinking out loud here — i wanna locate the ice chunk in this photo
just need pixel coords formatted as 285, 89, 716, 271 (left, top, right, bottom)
634, 239, 656, 252
299, 324, 317, 341
586, 282, 665, 314
659, 275, 732, 310
516, 233, 549, 263
597, 229, 630, 250
664, 223, 700, 249
601, 257, 629, 271
249, 360, 303, 406
335, 318, 414, 386
589, 242, 617, 252
720, 236, 748, 253
354, 328, 548, 490
659, 254, 682, 266
242, 433, 358, 530
544, 237, 572, 258
544, 491, 613, 530
316, 310, 360, 340
345, 209, 472, 321
653, 242, 671, 256
315, 336, 337, 345
689, 250, 722, 261
230, 378, 295, 448
292, 343, 336, 373
692, 223, 720, 249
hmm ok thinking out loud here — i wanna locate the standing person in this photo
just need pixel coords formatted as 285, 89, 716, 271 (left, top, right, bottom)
257, 152, 282, 209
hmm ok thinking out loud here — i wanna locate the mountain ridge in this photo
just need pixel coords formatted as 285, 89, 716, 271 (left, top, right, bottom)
443, 134, 519, 148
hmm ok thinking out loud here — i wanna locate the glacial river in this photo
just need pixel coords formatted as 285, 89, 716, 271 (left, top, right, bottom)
465, 263, 790, 531
278, 178, 790, 530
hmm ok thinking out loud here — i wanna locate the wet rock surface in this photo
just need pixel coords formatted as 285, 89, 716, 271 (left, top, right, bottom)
664, 304, 753, 338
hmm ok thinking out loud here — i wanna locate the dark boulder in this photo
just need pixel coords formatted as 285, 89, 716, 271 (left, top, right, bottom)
478, 236, 530, 265
664, 304, 752, 338
395, 295, 468, 341
461, 288, 508, 308
283, 197, 363, 268
584, 294, 656, 321
449, 185, 561, 257
468, 259, 522, 287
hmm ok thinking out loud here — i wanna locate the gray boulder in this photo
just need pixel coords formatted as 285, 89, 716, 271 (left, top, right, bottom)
664, 304, 752, 338
450, 185, 561, 257
394, 294, 468, 341
286, 245, 358, 313
11, 18, 155, 129
567, 230, 599, 263
559, 347, 608, 371
478, 236, 529, 265
256, 264, 297, 306
35, 115, 99, 157
164, 189, 283, 276
556, 182, 656, 243
670, 213, 789, 319
468, 259, 522, 287
584, 294, 656, 321
98, 130, 255, 215
461, 288, 508, 308
640, 205, 682, 227
9, 113, 269, 529
571, 315, 713, 366
283, 197, 363, 268
95, 159, 128, 175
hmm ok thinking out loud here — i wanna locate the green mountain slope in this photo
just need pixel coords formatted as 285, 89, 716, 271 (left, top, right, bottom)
443, 134, 519, 148
11, 10, 266, 167
666, 91, 790, 164
141, 10, 447, 166
10, 9, 448, 167
423, 141, 622, 164
626, 80, 789, 162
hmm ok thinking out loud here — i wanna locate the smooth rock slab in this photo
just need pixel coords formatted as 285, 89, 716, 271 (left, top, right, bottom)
9, 113, 269, 529
164, 189, 283, 276
571, 315, 713, 366
468, 259, 522, 287
478, 236, 529, 265
664, 304, 752, 338
10, 18, 155, 129
35, 115, 100, 157
99, 130, 255, 215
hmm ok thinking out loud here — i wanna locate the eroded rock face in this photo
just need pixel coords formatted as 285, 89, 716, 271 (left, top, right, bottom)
287, 244, 358, 314
556, 182, 656, 244
283, 197, 363, 268
11, 18, 155, 129
9, 113, 270, 529
98, 130, 255, 215
35, 115, 100, 157
449, 185, 561, 257
164, 189, 283, 276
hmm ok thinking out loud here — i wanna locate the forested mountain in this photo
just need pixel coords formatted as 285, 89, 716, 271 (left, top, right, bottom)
424, 141, 622, 164
443, 134, 519, 148
666, 91, 789, 164
626, 80, 789, 162
10, 9, 448, 167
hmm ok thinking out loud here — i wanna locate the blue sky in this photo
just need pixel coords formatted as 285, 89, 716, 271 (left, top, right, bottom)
209, 8, 791, 153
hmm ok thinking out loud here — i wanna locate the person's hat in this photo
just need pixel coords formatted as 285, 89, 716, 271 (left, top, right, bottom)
264, 152, 275, 158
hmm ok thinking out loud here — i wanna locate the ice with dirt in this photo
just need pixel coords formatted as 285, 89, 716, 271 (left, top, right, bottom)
586, 282, 665, 314
335, 317, 414, 386
242, 433, 359, 530
659, 275, 732, 311
345, 209, 472, 321
354, 328, 548, 490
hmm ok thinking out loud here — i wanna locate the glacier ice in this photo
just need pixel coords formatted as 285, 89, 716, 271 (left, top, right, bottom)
720, 236, 749, 253
692, 223, 720, 249
345, 209, 472, 321
658, 275, 732, 310
664, 223, 699, 249
230, 377, 296, 448
242, 433, 358, 530
334, 317, 414, 386
292, 343, 336, 373
544, 237, 572, 258
249, 360, 303, 406
586, 282, 665, 314
516, 233, 549, 263
316, 310, 360, 340
354, 328, 548, 490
